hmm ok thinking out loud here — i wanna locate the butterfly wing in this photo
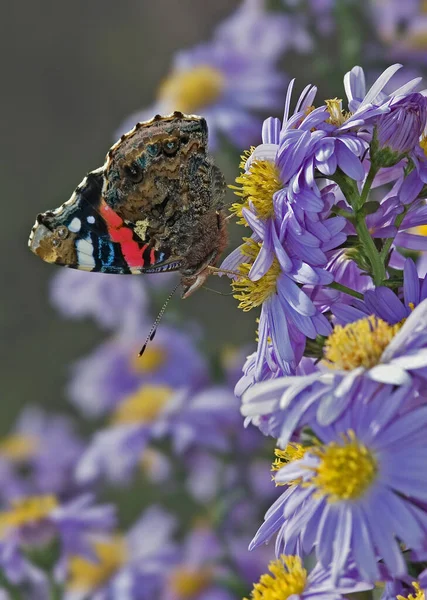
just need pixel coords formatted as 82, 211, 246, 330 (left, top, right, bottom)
28, 169, 183, 274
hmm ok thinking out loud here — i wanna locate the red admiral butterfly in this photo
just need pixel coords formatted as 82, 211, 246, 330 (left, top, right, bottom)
28, 112, 228, 298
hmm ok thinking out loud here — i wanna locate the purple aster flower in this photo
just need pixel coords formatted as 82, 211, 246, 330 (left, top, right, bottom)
68, 325, 208, 418
242, 298, 427, 442
250, 383, 427, 583
0, 493, 115, 587
76, 385, 239, 484
50, 269, 149, 332
66, 506, 177, 600
117, 0, 290, 150
0, 407, 84, 501
372, 93, 427, 167
243, 554, 371, 600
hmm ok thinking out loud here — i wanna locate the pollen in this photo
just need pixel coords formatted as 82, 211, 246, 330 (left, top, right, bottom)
111, 384, 172, 425
414, 224, 427, 236
232, 238, 281, 311
131, 344, 167, 374
397, 582, 425, 600
0, 495, 58, 535
169, 567, 213, 598
68, 536, 127, 591
0, 434, 39, 462
272, 444, 308, 486
244, 555, 307, 600
323, 315, 403, 371
230, 150, 282, 224
325, 98, 351, 127
158, 65, 225, 114
310, 430, 377, 502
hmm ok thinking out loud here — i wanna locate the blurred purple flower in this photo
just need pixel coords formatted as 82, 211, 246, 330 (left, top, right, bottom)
0, 407, 83, 501
0, 494, 115, 586
66, 506, 177, 600
76, 386, 239, 485
117, 0, 292, 150
161, 526, 233, 600
50, 269, 149, 332
251, 383, 427, 583
68, 326, 208, 418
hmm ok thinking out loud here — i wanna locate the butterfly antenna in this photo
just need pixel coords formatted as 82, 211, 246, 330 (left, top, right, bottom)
138, 282, 180, 357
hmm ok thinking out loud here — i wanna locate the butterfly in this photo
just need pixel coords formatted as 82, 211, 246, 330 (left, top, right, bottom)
28, 112, 228, 298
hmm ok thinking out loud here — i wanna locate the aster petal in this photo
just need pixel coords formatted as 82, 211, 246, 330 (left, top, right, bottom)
278, 278, 316, 317
403, 258, 420, 307
344, 65, 366, 109
332, 303, 368, 325
368, 364, 410, 385
282, 78, 295, 126
336, 140, 365, 180
363, 501, 406, 577
351, 506, 380, 582
382, 299, 427, 362
394, 232, 427, 250
267, 296, 295, 363
399, 169, 424, 205
262, 117, 281, 144
359, 64, 402, 109
316, 503, 338, 568
331, 506, 352, 583
364, 288, 407, 323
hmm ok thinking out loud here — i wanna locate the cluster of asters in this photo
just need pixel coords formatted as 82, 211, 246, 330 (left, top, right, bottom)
221, 62, 427, 599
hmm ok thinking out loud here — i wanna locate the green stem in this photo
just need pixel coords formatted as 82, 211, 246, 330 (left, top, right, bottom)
329, 282, 364, 299
354, 215, 386, 286
358, 164, 378, 211
0, 572, 23, 600
49, 576, 63, 600
332, 167, 386, 286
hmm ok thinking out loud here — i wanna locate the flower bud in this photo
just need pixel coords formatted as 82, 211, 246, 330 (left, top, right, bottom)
371, 93, 427, 168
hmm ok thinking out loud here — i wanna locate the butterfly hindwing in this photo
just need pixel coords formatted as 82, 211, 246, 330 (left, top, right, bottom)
29, 169, 182, 274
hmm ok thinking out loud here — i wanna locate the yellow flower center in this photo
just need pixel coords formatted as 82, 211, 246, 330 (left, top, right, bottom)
131, 345, 167, 374
230, 150, 282, 224
398, 582, 425, 600
169, 567, 213, 599
68, 536, 127, 591
325, 98, 351, 127
310, 430, 377, 502
232, 238, 281, 311
414, 224, 427, 236
420, 134, 427, 159
0, 495, 58, 535
158, 65, 225, 113
271, 444, 309, 486
0, 434, 39, 462
244, 555, 307, 600
111, 384, 172, 425
323, 315, 403, 371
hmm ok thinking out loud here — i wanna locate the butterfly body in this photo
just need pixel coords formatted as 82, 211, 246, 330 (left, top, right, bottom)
28, 112, 227, 296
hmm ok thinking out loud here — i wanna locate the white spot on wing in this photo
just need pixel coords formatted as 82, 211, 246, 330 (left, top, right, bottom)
87, 215, 95, 224
76, 238, 95, 269
68, 217, 81, 232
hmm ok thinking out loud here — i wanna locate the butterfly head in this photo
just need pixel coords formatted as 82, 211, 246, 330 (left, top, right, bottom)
28, 211, 79, 265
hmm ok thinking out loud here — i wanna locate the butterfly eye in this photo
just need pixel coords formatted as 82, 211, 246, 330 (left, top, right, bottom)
147, 143, 160, 157
123, 162, 143, 183
52, 238, 60, 247
163, 138, 179, 155
56, 226, 69, 239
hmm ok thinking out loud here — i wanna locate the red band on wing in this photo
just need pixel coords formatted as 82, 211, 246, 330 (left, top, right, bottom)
100, 200, 151, 268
